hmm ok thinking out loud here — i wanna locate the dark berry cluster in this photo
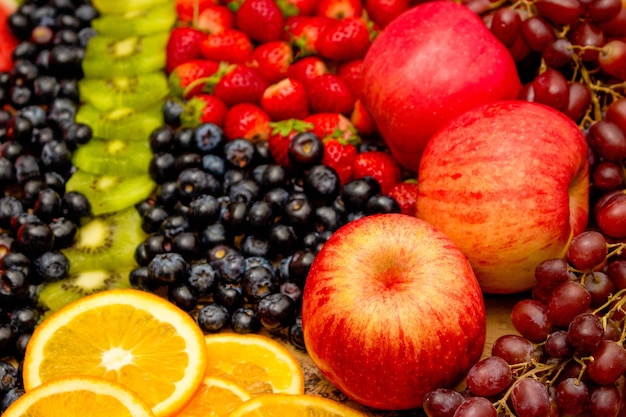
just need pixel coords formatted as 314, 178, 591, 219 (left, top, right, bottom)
132, 116, 401, 346
0, 0, 98, 411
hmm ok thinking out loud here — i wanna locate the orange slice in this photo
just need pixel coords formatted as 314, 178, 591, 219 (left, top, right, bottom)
174, 376, 251, 417
3, 375, 155, 417
228, 393, 369, 417
23, 289, 208, 417
203, 333, 305, 396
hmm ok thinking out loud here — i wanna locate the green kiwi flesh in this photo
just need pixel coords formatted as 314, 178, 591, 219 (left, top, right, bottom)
91, 0, 171, 15
91, 2, 177, 38
65, 170, 156, 216
81, 32, 169, 78
78, 72, 169, 112
61, 206, 146, 272
38, 268, 133, 315
75, 102, 163, 140
72, 138, 153, 176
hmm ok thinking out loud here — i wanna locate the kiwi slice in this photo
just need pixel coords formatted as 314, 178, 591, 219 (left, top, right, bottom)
61, 206, 146, 272
38, 268, 133, 314
91, 2, 177, 38
65, 170, 156, 216
75, 102, 163, 140
92, 0, 171, 15
81, 32, 169, 78
72, 137, 153, 176
78, 72, 170, 112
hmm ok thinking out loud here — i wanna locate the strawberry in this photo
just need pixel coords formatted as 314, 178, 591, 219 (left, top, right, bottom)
267, 119, 314, 168
175, 0, 216, 22
286, 56, 329, 89
322, 139, 358, 185
317, 17, 371, 62
388, 180, 419, 216
280, 0, 319, 16
285, 15, 335, 57
213, 64, 269, 107
306, 73, 355, 115
304, 112, 360, 143
223, 103, 272, 142
365, 0, 411, 28
261, 78, 310, 121
166, 27, 206, 73
0, 0, 18, 72
236, 0, 285, 43
315, 0, 363, 19
352, 151, 402, 195
168, 59, 221, 98
336, 59, 364, 99
200, 29, 253, 64
196, 4, 236, 34
180, 94, 229, 128
350, 98, 377, 136
246, 41, 294, 84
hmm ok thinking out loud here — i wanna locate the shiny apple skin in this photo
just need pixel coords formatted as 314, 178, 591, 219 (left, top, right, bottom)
416, 100, 589, 294
302, 213, 486, 410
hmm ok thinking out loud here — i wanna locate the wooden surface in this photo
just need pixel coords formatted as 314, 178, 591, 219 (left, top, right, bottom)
285, 293, 526, 416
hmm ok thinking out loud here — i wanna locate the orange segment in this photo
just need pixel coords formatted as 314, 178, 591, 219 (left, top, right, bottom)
203, 333, 305, 396
3, 376, 155, 417
228, 393, 369, 417
174, 376, 251, 417
23, 289, 208, 417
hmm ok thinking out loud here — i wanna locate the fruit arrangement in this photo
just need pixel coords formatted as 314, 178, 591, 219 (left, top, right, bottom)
0, 0, 625, 415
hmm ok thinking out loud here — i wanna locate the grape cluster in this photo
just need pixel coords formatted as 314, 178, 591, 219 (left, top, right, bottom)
464, 0, 626, 241
423, 231, 626, 417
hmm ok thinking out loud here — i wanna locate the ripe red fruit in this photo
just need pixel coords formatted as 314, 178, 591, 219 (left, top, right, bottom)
223, 103, 272, 142
352, 151, 402, 194
267, 119, 314, 168
318, 17, 372, 61
285, 15, 335, 57
365, 0, 411, 28
282, 0, 319, 15
246, 41, 294, 84
175, 0, 216, 22
196, 4, 236, 34
261, 78, 310, 121
599, 39, 626, 81
388, 181, 419, 216
336, 59, 364, 100
316, 0, 363, 19
181, 94, 229, 128
0, 1, 18, 72
200, 29, 253, 65
236, 0, 285, 43
286, 56, 329, 89
322, 139, 358, 185
168, 59, 221, 98
306, 73, 355, 115
166, 27, 206, 73
350, 98, 377, 136
304, 112, 359, 143
213, 64, 269, 107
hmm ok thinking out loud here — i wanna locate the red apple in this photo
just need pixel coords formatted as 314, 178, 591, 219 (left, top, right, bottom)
416, 100, 589, 294
302, 213, 486, 410
361, 0, 522, 171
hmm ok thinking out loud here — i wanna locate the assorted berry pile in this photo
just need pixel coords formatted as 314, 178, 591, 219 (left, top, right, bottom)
0, 0, 626, 415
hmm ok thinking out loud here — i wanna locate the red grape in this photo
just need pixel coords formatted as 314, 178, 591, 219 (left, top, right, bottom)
542, 38, 574, 68
583, 271, 615, 307
567, 230, 608, 271
532, 68, 570, 110
586, 340, 626, 384
465, 356, 513, 397
491, 334, 535, 364
567, 312, 604, 354
594, 190, 626, 239
490, 7, 522, 46
510, 377, 551, 417
535, 0, 583, 24
511, 299, 552, 342
598, 6, 626, 38
563, 81, 592, 122
592, 160, 624, 191
599, 39, 626, 81
423, 388, 465, 417
569, 21, 606, 61
545, 330, 573, 358
546, 281, 591, 327
587, 120, 626, 162
606, 259, 626, 289
452, 397, 497, 417
555, 377, 589, 414
586, 0, 623, 22
605, 97, 626, 134
532, 258, 572, 303
521, 16, 556, 51
589, 384, 621, 417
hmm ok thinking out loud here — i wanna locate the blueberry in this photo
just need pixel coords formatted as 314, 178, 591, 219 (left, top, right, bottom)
0, 361, 18, 393
231, 307, 261, 334
257, 293, 296, 331
289, 316, 306, 350
9, 306, 39, 335
288, 132, 323, 169
186, 262, 218, 296
194, 123, 225, 154
167, 283, 197, 312
33, 250, 69, 282
241, 266, 277, 302
366, 194, 401, 214
0, 387, 25, 413
213, 281, 244, 311
197, 303, 230, 333
16, 222, 54, 256
147, 252, 188, 284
